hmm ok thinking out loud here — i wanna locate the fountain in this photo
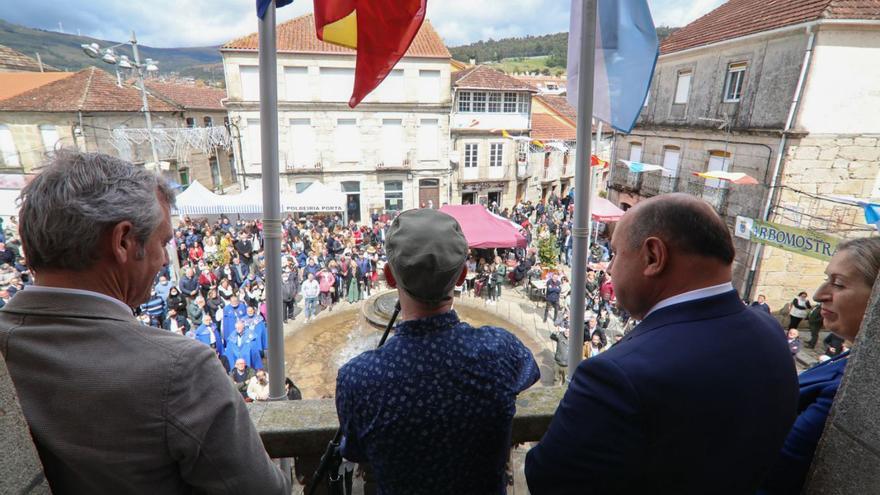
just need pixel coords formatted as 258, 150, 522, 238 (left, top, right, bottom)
284, 291, 555, 399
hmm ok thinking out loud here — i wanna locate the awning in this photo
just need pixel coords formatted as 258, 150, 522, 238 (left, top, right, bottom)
591, 197, 625, 222
173, 180, 228, 215
439, 204, 528, 249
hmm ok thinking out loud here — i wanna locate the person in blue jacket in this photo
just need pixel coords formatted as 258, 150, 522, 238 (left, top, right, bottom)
759, 237, 880, 494
525, 194, 799, 494
221, 294, 248, 345
225, 320, 263, 371
242, 304, 268, 357
188, 315, 221, 352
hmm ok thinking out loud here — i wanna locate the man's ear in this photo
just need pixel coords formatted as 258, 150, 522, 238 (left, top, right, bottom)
641, 237, 668, 278
384, 263, 397, 288
110, 221, 135, 265
457, 265, 468, 285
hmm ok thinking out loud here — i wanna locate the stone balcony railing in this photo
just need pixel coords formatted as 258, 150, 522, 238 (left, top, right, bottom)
682, 176, 729, 214
640, 174, 679, 197
248, 385, 564, 490
609, 164, 642, 192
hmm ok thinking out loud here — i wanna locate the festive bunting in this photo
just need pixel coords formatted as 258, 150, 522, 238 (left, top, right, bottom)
620, 160, 663, 173
694, 170, 759, 185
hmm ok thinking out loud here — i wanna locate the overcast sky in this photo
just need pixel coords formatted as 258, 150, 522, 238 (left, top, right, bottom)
0, 0, 725, 48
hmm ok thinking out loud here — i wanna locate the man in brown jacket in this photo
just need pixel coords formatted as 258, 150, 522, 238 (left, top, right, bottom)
0, 151, 289, 494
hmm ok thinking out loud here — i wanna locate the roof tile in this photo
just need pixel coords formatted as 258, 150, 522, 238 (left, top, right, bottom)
0, 44, 59, 72
0, 72, 74, 101
146, 81, 227, 110
531, 113, 577, 141
222, 13, 450, 58
452, 65, 537, 91
0, 67, 179, 113
661, 0, 880, 55
535, 95, 577, 124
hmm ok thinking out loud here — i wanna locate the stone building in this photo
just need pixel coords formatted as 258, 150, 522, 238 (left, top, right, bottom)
450, 65, 536, 209
220, 14, 453, 222
609, 0, 880, 307
0, 67, 233, 191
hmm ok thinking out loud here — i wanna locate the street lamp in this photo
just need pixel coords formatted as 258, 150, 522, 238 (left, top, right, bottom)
81, 31, 161, 169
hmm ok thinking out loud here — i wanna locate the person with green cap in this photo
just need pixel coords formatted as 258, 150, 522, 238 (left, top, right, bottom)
335, 208, 540, 495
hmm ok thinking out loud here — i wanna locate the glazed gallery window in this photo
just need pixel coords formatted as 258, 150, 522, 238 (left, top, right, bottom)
458, 91, 528, 113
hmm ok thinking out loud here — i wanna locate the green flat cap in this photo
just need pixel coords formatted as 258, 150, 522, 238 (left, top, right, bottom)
385, 209, 468, 303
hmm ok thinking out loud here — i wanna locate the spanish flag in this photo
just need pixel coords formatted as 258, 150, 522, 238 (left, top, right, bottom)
314, 0, 427, 107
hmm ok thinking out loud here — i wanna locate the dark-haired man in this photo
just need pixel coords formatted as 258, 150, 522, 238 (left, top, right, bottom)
526, 193, 798, 494
336, 208, 539, 495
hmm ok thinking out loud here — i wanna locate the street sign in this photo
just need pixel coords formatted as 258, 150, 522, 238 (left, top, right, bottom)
735, 216, 840, 261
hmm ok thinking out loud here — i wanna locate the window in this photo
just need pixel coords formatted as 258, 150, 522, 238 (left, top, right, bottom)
320, 67, 355, 102
629, 143, 642, 162
472, 92, 487, 112
488, 92, 502, 113
490, 143, 503, 167
381, 119, 404, 165
504, 92, 518, 113
518, 93, 530, 113
209, 156, 221, 188
724, 62, 747, 102
674, 71, 692, 105
517, 141, 528, 162
661, 146, 680, 177
384, 180, 404, 211
0, 124, 19, 167
246, 119, 261, 164
295, 181, 314, 193
240, 66, 260, 101
203, 116, 214, 127
374, 69, 404, 102
289, 118, 316, 167
185, 117, 196, 128
335, 118, 360, 162
418, 69, 441, 103
284, 67, 309, 101
464, 143, 478, 168
418, 119, 439, 161
705, 151, 731, 188
458, 91, 472, 112
39, 125, 60, 155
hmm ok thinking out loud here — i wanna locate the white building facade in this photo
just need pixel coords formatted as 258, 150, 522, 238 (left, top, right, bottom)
221, 14, 453, 222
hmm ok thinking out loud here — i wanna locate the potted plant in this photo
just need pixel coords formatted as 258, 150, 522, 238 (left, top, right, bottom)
537, 233, 559, 277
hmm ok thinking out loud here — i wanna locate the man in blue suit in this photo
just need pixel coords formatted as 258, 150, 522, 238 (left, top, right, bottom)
525, 194, 799, 494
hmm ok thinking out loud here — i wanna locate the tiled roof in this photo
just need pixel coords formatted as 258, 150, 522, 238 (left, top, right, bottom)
535, 95, 577, 124
222, 13, 450, 58
0, 67, 179, 113
0, 44, 59, 72
0, 72, 74, 101
531, 113, 577, 141
661, 0, 880, 55
146, 81, 227, 110
452, 65, 537, 91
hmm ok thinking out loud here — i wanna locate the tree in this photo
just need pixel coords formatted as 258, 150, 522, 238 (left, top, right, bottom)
538, 234, 559, 270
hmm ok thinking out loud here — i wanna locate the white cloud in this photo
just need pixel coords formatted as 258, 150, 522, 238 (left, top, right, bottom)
0, 0, 726, 48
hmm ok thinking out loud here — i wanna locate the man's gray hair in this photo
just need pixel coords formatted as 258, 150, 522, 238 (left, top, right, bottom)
18, 150, 176, 271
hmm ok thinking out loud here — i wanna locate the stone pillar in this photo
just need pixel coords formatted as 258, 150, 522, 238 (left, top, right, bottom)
0, 355, 50, 493
804, 273, 880, 494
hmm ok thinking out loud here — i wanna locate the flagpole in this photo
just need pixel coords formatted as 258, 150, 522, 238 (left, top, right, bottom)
568, 0, 598, 375
258, 0, 286, 402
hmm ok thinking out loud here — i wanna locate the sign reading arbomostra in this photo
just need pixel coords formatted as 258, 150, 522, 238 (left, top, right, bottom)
735, 216, 841, 261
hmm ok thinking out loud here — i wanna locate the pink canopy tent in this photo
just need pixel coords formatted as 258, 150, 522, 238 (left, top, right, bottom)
439, 205, 528, 249
592, 197, 625, 222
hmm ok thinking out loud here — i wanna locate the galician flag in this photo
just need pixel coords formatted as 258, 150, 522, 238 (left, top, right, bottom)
567, 0, 658, 133
314, 0, 427, 107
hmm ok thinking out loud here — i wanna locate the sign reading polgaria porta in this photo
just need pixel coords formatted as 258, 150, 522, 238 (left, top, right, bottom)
735, 216, 841, 261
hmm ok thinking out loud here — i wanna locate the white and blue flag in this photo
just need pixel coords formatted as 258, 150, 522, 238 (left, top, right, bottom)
567, 0, 659, 133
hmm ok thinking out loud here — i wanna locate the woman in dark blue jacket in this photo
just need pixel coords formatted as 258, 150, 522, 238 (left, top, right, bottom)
760, 238, 880, 494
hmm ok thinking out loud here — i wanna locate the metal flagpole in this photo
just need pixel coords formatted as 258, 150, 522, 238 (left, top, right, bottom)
568, 0, 598, 375
258, 1, 286, 402
587, 120, 603, 254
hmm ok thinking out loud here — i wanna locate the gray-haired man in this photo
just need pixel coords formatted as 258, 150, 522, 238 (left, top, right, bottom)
0, 151, 288, 494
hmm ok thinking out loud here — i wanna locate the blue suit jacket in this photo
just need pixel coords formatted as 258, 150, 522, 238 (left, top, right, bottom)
758, 352, 849, 494
525, 291, 799, 494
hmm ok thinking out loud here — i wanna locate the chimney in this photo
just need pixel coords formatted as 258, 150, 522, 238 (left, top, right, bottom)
469, 58, 476, 66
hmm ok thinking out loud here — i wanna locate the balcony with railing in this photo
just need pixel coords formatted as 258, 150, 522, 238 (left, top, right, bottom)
640, 173, 679, 197
683, 176, 729, 213
248, 385, 563, 492
376, 149, 414, 172
609, 164, 642, 192
284, 150, 324, 174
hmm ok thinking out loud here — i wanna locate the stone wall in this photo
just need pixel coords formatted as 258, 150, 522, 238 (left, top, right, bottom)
753, 134, 879, 310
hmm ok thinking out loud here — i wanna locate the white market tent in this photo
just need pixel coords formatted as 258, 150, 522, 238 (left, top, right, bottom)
173, 180, 227, 215
284, 182, 345, 213
227, 180, 264, 214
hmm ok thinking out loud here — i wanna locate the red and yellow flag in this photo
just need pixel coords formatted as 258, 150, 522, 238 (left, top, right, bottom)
314, 0, 427, 107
